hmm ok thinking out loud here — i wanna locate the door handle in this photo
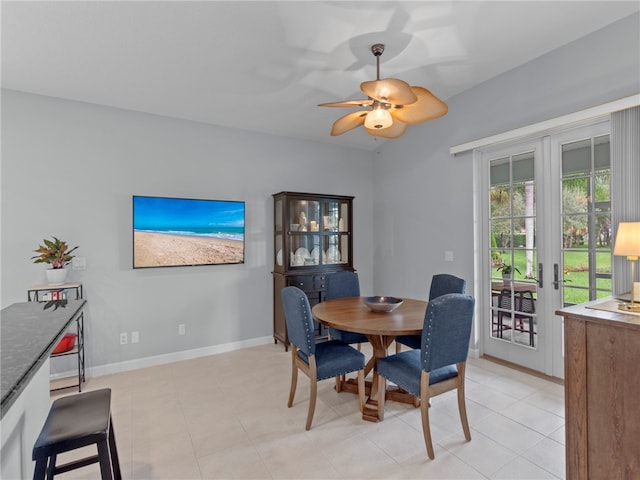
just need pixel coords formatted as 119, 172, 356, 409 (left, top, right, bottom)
553, 264, 559, 290
537, 263, 543, 288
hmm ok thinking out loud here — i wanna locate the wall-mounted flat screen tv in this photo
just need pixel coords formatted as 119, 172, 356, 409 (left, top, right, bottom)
133, 195, 245, 268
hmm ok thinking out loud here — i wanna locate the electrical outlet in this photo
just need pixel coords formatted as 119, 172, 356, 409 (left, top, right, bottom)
72, 257, 87, 270
445, 250, 454, 262
178, 324, 186, 336
131, 331, 139, 344
120, 332, 128, 345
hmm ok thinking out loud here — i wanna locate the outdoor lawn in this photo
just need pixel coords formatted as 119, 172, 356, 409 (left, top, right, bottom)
492, 247, 612, 305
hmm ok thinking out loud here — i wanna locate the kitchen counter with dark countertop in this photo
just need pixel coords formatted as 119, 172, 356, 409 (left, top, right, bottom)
1, 299, 86, 418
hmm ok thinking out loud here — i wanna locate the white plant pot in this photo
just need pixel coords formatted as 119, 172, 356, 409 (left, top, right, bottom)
46, 268, 68, 285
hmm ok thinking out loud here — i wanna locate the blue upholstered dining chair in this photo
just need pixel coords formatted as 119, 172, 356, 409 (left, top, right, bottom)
281, 286, 365, 430
395, 273, 466, 352
325, 271, 368, 347
377, 293, 475, 459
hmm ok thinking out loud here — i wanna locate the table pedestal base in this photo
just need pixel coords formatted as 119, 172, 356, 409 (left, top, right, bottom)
337, 333, 421, 422
337, 378, 419, 421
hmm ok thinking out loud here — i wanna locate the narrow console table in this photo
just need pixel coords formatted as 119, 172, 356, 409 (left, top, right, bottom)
556, 299, 640, 479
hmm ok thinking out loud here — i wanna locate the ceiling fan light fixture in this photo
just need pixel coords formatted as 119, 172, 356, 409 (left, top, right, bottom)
364, 104, 393, 130
319, 42, 447, 139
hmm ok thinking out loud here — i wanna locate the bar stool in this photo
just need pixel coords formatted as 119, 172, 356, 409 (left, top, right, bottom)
32, 388, 121, 480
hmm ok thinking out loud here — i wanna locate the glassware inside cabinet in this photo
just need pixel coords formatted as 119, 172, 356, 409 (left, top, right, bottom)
322, 234, 340, 264
339, 200, 349, 232
323, 199, 350, 232
288, 199, 319, 233
290, 234, 321, 266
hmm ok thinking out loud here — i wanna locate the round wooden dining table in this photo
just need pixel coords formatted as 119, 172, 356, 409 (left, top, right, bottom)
312, 296, 427, 422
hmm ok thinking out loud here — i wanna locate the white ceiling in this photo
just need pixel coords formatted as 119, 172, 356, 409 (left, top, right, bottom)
2, 1, 639, 151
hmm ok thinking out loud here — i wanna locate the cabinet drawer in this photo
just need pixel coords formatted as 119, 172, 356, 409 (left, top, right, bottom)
287, 275, 327, 292
288, 276, 314, 291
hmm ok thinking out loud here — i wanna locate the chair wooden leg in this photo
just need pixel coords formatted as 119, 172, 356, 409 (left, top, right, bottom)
306, 376, 318, 431
377, 374, 386, 421
456, 363, 472, 441
287, 349, 298, 408
357, 369, 365, 413
395, 342, 401, 354
335, 375, 343, 393
420, 371, 435, 460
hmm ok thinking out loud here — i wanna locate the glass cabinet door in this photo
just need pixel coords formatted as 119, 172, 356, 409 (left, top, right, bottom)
275, 197, 284, 267
322, 199, 350, 265
281, 196, 351, 268
288, 198, 320, 267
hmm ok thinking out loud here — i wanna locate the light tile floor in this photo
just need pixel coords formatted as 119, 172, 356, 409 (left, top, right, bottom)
52, 343, 565, 479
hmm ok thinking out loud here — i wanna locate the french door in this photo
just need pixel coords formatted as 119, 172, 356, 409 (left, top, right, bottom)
549, 121, 612, 377
477, 119, 612, 376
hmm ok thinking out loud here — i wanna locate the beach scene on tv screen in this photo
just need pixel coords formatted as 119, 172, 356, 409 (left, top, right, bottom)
133, 196, 245, 268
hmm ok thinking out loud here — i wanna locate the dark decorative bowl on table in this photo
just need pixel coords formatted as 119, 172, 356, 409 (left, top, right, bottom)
364, 296, 404, 312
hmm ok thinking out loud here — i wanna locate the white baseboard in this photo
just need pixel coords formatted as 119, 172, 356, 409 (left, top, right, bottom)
50, 335, 274, 380
49, 337, 480, 381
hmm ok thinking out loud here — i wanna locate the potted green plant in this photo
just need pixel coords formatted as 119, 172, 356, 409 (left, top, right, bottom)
31, 236, 79, 285
496, 261, 521, 282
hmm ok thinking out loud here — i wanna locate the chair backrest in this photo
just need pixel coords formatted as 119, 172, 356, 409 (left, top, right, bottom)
421, 293, 475, 373
498, 288, 512, 309
325, 271, 360, 300
499, 289, 535, 314
517, 291, 536, 314
281, 286, 316, 356
429, 274, 466, 301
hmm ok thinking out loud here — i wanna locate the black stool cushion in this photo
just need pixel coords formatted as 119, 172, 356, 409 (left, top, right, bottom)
33, 389, 112, 460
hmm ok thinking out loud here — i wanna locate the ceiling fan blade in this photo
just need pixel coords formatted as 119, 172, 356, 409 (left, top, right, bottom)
331, 111, 368, 136
390, 86, 448, 124
318, 99, 373, 108
361, 78, 417, 105
365, 120, 408, 139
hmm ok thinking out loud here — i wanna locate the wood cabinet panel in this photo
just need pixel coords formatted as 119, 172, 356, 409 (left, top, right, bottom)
586, 322, 640, 478
563, 317, 587, 477
557, 301, 640, 479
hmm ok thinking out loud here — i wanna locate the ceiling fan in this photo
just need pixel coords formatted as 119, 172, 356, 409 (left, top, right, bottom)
318, 43, 448, 139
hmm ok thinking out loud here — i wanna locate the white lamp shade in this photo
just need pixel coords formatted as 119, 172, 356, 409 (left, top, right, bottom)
364, 107, 392, 130
613, 222, 640, 257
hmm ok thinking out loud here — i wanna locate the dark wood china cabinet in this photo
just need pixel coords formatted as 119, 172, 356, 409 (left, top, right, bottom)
272, 191, 354, 349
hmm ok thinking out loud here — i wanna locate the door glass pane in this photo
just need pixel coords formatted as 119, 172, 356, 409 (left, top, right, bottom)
560, 135, 612, 306
489, 151, 537, 348
562, 177, 588, 214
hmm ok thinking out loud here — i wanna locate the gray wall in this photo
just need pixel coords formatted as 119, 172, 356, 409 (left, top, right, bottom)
371, 13, 640, 350
1, 91, 374, 373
